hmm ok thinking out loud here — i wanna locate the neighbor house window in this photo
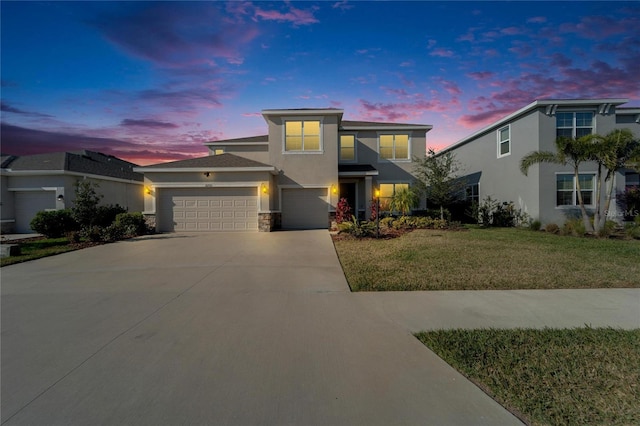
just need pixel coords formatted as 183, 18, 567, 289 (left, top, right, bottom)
340, 135, 356, 161
557, 173, 595, 206
625, 172, 639, 190
497, 125, 510, 157
379, 183, 409, 211
466, 183, 479, 203
379, 134, 409, 160
556, 112, 594, 139
285, 120, 321, 152
212, 148, 224, 155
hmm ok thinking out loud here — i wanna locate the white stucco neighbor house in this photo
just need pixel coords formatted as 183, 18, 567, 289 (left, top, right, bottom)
1, 150, 144, 233
135, 108, 432, 232
439, 98, 640, 226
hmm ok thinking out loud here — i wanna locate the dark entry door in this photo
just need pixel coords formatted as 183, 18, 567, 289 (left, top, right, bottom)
339, 182, 357, 218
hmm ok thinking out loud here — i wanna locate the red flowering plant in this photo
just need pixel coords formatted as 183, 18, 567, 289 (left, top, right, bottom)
335, 197, 352, 224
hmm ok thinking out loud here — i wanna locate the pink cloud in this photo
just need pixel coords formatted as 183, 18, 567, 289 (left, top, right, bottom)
356, 97, 457, 123
430, 48, 455, 58
332, 1, 353, 11
500, 26, 523, 36
253, 4, 319, 26
527, 16, 547, 24
466, 71, 494, 80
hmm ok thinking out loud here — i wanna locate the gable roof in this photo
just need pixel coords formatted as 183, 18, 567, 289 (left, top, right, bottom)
205, 135, 268, 145
341, 120, 432, 131
439, 98, 630, 154
1, 150, 143, 181
135, 153, 277, 173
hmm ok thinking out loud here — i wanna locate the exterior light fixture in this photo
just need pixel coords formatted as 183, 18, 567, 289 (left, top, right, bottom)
204, 172, 211, 177
57, 194, 64, 201
144, 187, 152, 195
331, 184, 338, 195
261, 183, 268, 194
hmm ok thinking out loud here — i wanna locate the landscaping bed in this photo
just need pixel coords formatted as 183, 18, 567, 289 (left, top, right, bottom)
0, 236, 103, 267
416, 327, 640, 426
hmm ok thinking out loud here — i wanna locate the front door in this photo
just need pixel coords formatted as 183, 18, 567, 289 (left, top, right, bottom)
339, 182, 357, 219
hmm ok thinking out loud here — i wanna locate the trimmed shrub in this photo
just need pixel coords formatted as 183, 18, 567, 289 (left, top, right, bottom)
115, 212, 148, 236
338, 216, 377, 238
94, 204, 128, 228
30, 209, 78, 238
335, 198, 352, 224
530, 220, 542, 231
380, 217, 395, 229
545, 223, 560, 234
562, 219, 586, 237
101, 223, 125, 242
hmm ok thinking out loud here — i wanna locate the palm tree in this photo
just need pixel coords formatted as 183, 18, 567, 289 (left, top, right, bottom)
390, 187, 419, 217
581, 129, 640, 232
520, 136, 594, 234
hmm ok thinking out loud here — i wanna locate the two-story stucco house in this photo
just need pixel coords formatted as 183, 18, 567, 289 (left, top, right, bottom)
440, 98, 640, 226
135, 108, 432, 232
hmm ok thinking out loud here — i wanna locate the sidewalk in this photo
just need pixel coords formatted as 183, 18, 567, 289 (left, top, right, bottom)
354, 288, 640, 332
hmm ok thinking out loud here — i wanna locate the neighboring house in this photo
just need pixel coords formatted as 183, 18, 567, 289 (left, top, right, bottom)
135, 108, 432, 232
439, 98, 640, 226
1, 150, 144, 233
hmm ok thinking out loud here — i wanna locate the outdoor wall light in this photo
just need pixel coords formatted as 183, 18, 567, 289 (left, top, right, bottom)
204, 172, 211, 177
144, 187, 152, 195
261, 183, 269, 194
374, 188, 380, 198
331, 184, 338, 195
57, 194, 64, 201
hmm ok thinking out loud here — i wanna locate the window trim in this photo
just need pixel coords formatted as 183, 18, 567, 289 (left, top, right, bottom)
555, 110, 596, 139
497, 125, 511, 158
555, 172, 596, 208
377, 132, 412, 162
339, 133, 357, 162
282, 117, 324, 154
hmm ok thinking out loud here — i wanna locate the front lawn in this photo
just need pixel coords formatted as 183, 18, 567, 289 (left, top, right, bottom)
0, 237, 90, 267
416, 327, 640, 426
333, 228, 640, 291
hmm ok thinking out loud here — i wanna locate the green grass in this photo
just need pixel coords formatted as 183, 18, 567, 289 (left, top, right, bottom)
1, 237, 78, 267
333, 228, 640, 291
416, 327, 640, 426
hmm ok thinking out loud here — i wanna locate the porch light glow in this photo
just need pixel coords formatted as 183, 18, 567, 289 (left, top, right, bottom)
261, 183, 269, 194
374, 188, 380, 198
144, 187, 152, 195
331, 184, 338, 194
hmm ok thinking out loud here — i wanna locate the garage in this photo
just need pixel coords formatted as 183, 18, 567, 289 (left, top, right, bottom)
281, 188, 329, 229
158, 187, 258, 232
14, 191, 56, 233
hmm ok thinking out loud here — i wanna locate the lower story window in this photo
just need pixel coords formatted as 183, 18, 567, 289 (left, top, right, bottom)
557, 173, 594, 206
379, 183, 409, 211
466, 183, 479, 203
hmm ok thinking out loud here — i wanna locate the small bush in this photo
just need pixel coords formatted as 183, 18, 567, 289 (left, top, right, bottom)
82, 226, 103, 242
562, 218, 586, 237
30, 209, 79, 238
335, 198, 352, 224
94, 204, 128, 228
115, 212, 148, 237
625, 222, 640, 239
101, 223, 125, 242
65, 231, 81, 243
338, 216, 377, 238
530, 220, 542, 231
380, 217, 395, 229
545, 223, 560, 234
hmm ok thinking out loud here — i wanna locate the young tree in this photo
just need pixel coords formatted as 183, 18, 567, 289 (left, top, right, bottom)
72, 180, 103, 231
414, 148, 467, 220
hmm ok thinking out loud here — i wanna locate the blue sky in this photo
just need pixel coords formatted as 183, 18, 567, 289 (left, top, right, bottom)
2, 1, 639, 165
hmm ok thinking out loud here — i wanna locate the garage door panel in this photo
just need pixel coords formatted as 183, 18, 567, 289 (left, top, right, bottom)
158, 187, 258, 232
281, 188, 328, 229
15, 191, 56, 233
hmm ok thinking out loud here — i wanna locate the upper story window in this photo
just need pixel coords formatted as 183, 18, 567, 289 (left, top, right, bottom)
285, 120, 321, 152
379, 134, 409, 160
556, 112, 594, 139
557, 173, 595, 207
339, 135, 356, 161
497, 125, 510, 157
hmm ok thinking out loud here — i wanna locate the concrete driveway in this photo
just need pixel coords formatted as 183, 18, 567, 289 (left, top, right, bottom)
1, 231, 522, 425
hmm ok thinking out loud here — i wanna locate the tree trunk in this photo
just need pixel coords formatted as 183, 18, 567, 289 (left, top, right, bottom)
598, 173, 616, 233
593, 163, 604, 235
440, 205, 444, 221
574, 166, 594, 234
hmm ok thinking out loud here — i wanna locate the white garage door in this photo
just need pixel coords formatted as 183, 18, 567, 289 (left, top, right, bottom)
158, 187, 258, 232
15, 191, 56, 233
281, 188, 328, 229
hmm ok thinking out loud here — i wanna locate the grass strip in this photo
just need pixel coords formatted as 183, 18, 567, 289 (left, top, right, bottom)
1, 238, 78, 267
334, 228, 640, 291
416, 327, 640, 426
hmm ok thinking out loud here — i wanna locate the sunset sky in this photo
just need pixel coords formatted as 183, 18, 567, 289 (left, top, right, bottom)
2, 1, 638, 165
